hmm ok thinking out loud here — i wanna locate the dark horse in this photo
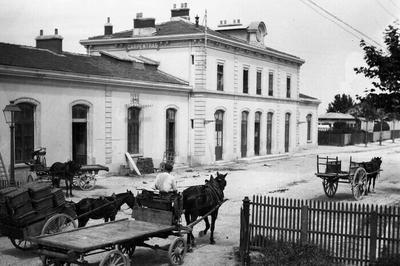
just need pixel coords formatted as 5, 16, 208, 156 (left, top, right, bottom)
183, 172, 227, 249
74, 190, 136, 227
49, 161, 81, 197
362, 157, 382, 193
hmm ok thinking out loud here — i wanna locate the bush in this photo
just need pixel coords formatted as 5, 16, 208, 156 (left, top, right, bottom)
250, 236, 335, 266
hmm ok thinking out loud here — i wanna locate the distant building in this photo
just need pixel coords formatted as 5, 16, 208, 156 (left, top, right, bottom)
80, 4, 320, 165
318, 112, 356, 129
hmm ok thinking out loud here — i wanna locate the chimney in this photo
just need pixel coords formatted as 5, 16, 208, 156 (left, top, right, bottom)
171, 3, 190, 21
195, 15, 199, 27
104, 17, 113, 35
35, 28, 63, 53
133, 13, 156, 36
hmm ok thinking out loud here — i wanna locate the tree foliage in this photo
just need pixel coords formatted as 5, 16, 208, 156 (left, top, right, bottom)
326, 94, 355, 113
354, 23, 400, 115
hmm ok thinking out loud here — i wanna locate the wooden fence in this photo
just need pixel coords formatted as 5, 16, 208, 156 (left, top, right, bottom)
240, 196, 400, 265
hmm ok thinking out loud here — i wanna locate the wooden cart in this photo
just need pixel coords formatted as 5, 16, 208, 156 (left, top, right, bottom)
0, 184, 77, 250
315, 155, 381, 200
31, 191, 227, 265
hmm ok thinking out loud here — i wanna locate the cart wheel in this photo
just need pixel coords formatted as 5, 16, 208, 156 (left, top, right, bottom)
100, 250, 128, 266
41, 214, 77, 235
9, 237, 35, 250
322, 179, 338, 198
118, 242, 136, 258
168, 237, 187, 265
352, 167, 367, 200
78, 174, 96, 190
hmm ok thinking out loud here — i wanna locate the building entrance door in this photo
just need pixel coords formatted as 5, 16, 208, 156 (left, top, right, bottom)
241, 111, 248, 157
285, 113, 290, 152
215, 110, 224, 161
267, 112, 272, 154
72, 122, 87, 164
72, 104, 89, 165
254, 112, 261, 156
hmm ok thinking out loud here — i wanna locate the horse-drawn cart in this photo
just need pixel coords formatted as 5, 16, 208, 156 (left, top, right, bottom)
25, 148, 109, 191
315, 155, 382, 200
0, 183, 77, 250
30, 190, 227, 265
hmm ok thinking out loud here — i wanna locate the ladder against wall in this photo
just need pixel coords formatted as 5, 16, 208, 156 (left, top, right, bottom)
0, 152, 8, 181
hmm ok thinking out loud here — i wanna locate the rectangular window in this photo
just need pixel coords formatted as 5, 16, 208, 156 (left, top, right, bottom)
256, 71, 262, 95
217, 64, 224, 91
243, 68, 249, 93
268, 72, 274, 96
286, 76, 291, 98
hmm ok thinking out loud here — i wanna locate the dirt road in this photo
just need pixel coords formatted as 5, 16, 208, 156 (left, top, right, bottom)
1, 142, 400, 265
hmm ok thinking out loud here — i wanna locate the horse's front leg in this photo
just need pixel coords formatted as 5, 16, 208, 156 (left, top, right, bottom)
199, 216, 210, 237
184, 212, 195, 251
210, 210, 219, 245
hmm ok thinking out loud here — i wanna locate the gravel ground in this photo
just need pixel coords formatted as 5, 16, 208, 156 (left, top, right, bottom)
1, 140, 400, 265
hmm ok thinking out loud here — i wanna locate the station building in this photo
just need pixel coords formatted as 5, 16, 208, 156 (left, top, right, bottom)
80, 5, 320, 166
0, 5, 319, 180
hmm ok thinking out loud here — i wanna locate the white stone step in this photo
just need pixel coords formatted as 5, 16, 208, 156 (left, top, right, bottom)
236, 153, 289, 164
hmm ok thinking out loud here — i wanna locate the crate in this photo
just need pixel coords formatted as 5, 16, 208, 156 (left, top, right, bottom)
32, 195, 53, 210
14, 210, 38, 226
12, 201, 34, 217
26, 182, 52, 200
0, 187, 17, 201
51, 188, 65, 207
5, 188, 30, 209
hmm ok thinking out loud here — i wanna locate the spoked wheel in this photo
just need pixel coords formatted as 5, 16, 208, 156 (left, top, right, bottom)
118, 242, 136, 258
99, 250, 128, 266
9, 237, 35, 250
352, 167, 367, 200
322, 179, 338, 198
41, 214, 77, 235
168, 237, 187, 265
76, 174, 96, 190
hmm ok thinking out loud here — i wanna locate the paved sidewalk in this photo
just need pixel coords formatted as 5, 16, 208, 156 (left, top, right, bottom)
293, 139, 400, 158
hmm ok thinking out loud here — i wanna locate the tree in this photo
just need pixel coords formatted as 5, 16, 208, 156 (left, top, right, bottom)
326, 94, 355, 113
354, 23, 400, 115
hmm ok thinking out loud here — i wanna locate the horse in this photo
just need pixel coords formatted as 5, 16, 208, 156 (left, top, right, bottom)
49, 160, 81, 197
74, 190, 136, 227
182, 172, 227, 250
362, 157, 382, 193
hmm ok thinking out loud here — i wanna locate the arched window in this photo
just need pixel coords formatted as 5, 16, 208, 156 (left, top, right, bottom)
307, 114, 312, 141
128, 107, 140, 154
285, 113, 291, 152
241, 111, 249, 157
166, 108, 176, 152
15, 103, 35, 163
72, 104, 89, 164
266, 112, 273, 154
254, 112, 261, 156
215, 110, 224, 161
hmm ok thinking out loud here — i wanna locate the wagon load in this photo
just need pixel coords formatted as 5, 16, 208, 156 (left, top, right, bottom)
0, 183, 77, 251
0, 183, 68, 227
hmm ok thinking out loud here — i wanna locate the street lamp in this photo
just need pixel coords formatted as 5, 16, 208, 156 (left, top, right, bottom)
3, 101, 21, 186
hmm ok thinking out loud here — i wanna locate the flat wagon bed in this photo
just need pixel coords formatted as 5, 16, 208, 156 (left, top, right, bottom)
33, 219, 175, 253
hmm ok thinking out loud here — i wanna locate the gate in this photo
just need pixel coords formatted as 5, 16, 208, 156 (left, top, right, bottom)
240, 196, 400, 265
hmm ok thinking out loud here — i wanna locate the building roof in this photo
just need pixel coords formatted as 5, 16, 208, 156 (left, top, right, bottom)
85, 20, 302, 63
0, 42, 188, 86
319, 112, 356, 120
299, 93, 318, 100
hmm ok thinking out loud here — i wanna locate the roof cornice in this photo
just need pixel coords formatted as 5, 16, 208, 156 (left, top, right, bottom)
80, 32, 305, 65
0, 65, 191, 92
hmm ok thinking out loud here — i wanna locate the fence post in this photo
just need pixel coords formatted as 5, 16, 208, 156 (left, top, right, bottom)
242, 196, 250, 266
369, 211, 378, 265
300, 205, 309, 245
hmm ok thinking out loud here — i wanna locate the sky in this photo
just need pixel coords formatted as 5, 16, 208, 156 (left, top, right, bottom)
0, 0, 399, 114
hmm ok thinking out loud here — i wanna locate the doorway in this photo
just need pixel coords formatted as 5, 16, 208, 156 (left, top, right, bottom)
254, 112, 261, 156
241, 111, 248, 157
215, 110, 224, 161
285, 113, 290, 153
267, 112, 273, 154
72, 104, 88, 165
